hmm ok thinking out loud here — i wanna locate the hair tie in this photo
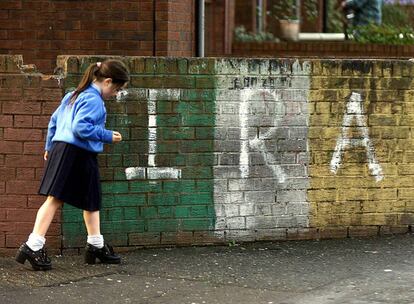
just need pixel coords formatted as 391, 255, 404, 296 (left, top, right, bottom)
96, 62, 101, 68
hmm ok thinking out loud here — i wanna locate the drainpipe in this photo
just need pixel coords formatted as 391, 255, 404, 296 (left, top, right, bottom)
196, 0, 205, 57
296, 0, 301, 22
257, 0, 263, 32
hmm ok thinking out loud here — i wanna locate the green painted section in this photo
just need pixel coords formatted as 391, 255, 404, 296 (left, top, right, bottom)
62, 57, 217, 248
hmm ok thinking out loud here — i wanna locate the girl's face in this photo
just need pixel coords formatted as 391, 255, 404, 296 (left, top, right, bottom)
100, 78, 127, 99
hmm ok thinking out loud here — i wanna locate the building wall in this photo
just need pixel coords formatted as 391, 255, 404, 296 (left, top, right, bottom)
0, 0, 195, 74
1, 54, 414, 255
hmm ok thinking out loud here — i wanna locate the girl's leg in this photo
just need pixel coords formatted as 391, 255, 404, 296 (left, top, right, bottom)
83, 210, 120, 264
83, 210, 101, 235
25, 195, 63, 251
32, 195, 63, 237
83, 210, 104, 248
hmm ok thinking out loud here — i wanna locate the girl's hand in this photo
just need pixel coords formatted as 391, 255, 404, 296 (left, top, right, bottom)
44, 151, 48, 161
112, 131, 123, 143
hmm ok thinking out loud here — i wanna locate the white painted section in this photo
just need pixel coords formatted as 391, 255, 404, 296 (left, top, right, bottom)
330, 92, 384, 182
214, 60, 312, 238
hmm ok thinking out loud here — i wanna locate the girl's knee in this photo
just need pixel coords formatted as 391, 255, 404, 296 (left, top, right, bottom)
47, 196, 64, 206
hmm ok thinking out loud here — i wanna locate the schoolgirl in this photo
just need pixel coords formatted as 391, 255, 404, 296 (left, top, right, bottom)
15, 59, 129, 271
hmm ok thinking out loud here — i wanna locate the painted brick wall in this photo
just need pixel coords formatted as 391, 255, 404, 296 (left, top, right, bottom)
1, 54, 414, 254
0, 0, 195, 74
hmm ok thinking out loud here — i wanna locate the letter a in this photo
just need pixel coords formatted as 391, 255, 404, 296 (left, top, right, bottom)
330, 92, 383, 182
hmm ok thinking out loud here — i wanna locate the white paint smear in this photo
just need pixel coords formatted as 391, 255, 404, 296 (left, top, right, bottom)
125, 88, 182, 180
330, 92, 383, 182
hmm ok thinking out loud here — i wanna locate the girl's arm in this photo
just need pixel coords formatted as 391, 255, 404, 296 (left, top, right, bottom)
71, 95, 113, 143
44, 92, 72, 152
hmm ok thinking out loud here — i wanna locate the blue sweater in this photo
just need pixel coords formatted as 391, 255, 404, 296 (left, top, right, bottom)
45, 84, 113, 153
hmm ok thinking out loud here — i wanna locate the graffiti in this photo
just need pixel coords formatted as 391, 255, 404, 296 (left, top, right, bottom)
229, 76, 292, 90
330, 92, 384, 182
239, 88, 286, 183
123, 89, 182, 180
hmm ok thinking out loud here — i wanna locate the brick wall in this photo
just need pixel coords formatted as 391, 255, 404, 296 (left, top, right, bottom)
2, 54, 414, 255
0, 55, 63, 255
233, 41, 414, 58
0, 0, 195, 74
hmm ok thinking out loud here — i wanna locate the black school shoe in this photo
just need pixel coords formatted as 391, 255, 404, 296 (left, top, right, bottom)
84, 243, 121, 264
15, 243, 52, 271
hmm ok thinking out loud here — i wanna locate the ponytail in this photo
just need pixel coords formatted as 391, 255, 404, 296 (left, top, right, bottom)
69, 60, 129, 105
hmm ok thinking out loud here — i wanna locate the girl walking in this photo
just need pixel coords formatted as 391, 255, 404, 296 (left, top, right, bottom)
15, 59, 129, 271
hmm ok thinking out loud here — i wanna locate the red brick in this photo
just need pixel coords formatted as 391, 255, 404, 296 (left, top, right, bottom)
4, 128, 42, 141
40, 78, 61, 89
5, 234, 27, 248
8, 30, 36, 40
27, 195, 45, 208
0, 115, 13, 128
16, 168, 35, 180
23, 142, 44, 155
66, 31, 94, 40
44, 235, 61, 248
13, 115, 33, 128
33, 115, 50, 128
0, 232, 5, 247
0, 141, 22, 154
0, 168, 15, 181
47, 222, 62, 236
5, 155, 43, 167
42, 102, 60, 115
0, 222, 16, 232
2, 102, 41, 115
0, 195, 27, 208
111, 1, 139, 10
6, 208, 37, 222
0, 10, 8, 19
12, 222, 34, 235
6, 180, 39, 195
35, 168, 45, 180
0, 88, 23, 100
23, 88, 62, 101
0, 182, 5, 193
0, 0, 22, 10
51, 40, 81, 50
36, 30, 66, 40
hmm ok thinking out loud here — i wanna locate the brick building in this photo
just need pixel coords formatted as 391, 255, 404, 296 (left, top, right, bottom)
0, 0, 196, 73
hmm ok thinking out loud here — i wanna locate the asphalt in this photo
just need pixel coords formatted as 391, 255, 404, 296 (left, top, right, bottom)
1, 234, 414, 304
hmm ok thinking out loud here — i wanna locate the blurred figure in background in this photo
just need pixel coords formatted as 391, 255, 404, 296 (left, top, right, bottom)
339, 0, 383, 27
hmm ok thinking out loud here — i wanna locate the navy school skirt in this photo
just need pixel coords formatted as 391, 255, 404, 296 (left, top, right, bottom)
38, 141, 102, 211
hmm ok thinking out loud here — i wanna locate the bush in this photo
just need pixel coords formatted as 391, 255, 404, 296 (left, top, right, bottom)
382, 3, 411, 27
349, 23, 414, 45
234, 26, 280, 43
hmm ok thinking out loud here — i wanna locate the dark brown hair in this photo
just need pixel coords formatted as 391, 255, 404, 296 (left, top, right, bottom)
69, 59, 130, 104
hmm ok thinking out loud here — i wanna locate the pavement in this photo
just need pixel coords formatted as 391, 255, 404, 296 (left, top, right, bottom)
1, 234, 414, 304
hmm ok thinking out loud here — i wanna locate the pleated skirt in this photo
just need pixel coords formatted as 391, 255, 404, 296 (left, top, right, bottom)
38, 141, 101, 211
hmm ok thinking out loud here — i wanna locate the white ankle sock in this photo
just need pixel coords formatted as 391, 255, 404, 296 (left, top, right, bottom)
26, 233, 46, 251
87, 234, 104, 248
